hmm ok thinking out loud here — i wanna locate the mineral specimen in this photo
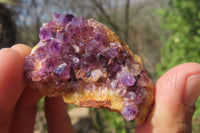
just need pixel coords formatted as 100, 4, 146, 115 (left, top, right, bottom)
23, 12, 154, 125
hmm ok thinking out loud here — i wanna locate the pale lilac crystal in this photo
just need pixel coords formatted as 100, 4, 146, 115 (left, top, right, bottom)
80, 55, 91, 72
121, 104, 138, 121
118, 86, 127, 97
70, 55, 80, 70
56, 33, 64, 42
125, 92, 136, 101
120, 73, 136, 86
85, 40, 107, 55
33, 46, 46, 61
103, 48, 118, 59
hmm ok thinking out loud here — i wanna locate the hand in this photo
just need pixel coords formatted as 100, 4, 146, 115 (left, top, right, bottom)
136, 63, 200, 133
1, 44, 199, 133
0, 44, 74, 133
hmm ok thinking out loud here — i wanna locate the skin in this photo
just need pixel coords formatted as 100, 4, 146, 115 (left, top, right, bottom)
0, 44, 199, 133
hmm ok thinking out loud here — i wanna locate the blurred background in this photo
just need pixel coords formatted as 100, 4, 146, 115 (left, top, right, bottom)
0, 0, 200, 132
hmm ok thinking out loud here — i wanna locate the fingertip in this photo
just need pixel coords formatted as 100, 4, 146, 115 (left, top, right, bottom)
159, 62, 200, 79
0, 47, 25, 97
156, 62, 200, 100
11, 44, 32, 58
0, 47, 21, 59
0, 48, 24, 79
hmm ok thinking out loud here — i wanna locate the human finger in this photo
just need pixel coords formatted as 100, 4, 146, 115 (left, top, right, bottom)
9, 44, 42, 132
0, 48, 25, 132
136, 63, 200, 133
45, 97, 75, 133
11, 43, 42, 109
11, 44, 32, 58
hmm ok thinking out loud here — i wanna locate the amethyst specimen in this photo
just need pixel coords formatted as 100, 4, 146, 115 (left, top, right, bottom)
24, 12, 154, 125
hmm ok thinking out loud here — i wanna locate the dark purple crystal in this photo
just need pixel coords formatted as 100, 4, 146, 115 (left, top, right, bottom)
108, 62, 121, 79
57, 12, 74, 26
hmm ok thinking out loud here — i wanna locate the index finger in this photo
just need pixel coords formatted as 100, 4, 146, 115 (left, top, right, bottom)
0, 48, 25, 131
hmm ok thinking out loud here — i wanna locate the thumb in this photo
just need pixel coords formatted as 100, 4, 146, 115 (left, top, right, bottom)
136, 63, 200, 133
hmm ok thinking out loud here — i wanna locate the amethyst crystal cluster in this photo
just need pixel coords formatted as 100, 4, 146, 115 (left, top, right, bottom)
24, 12, 154, 124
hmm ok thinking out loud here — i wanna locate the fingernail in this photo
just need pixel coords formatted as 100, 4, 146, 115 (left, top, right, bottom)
183, 74, 200, 105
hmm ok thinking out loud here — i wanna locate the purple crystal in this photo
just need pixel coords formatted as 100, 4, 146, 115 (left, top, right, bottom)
85, 40, 107, 55
63, 45, 75, 55
33, 46, 46, 61
108, 62, 121, 79
53, 12, 60, 20
121, 104, 138, 121
60, 64, 71, 80
125, 92, 136, 101
39, 27, 51, 41
136, 71, 151, 87
103, 48, 118, 59
48, 40, 62, 55
120, 73, 136, 86
95, 54, 107, 67
118, 87, 127, 97
71, 17, 83, 27
53, 63, 67, 75
70, 55, 80, 70
42, 57, 59, 72
56, 32, 64, 42
80, 56, 91, 72
24, 55, 35, 72
57, 12, 74, 26
94, 34, 108, 46
32, 69, 49, 82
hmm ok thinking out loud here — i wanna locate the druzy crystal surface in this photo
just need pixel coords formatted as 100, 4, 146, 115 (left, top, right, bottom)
24, 12, 154, 124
